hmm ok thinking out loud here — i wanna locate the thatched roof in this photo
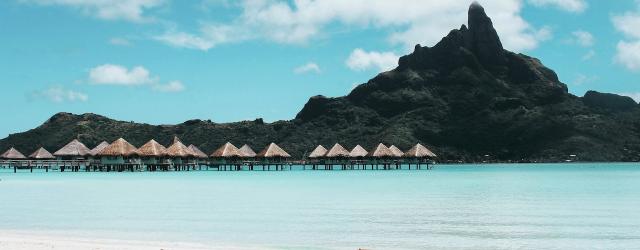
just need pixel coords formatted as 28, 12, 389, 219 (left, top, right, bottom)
136, 139, 167, 157
188, 145, 208, 158
388, 145, 404, 157
325, 143, 350, 158
1, 147, 26, 159
166, 136, 195, 157
211, 142, 241, 157
238, 144, 257, 158
29, 147, 54, 159
404, 143, 437, 158
367, 143, 394, 158
308, 145, 327, 158
349, 145, 368, 158
89, 141, 110, 156
54, 139, 91, 157
98, 138, 138, 156
257, 143, 291, 158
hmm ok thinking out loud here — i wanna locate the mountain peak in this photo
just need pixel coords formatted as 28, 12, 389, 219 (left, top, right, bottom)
466, 1, 504, 66
468, 1, 486, 18
398, 2, 507, 72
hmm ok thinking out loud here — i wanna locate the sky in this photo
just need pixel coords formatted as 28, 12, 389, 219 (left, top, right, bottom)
1, 0, 640, 138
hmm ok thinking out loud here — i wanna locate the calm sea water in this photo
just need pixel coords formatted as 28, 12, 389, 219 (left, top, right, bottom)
0, 163, 639, 249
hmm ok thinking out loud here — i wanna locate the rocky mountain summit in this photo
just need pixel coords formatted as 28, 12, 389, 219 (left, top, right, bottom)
3, 2, 640, 162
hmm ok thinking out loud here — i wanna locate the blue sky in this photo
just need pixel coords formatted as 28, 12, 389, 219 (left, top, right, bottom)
1, 0, 640, 138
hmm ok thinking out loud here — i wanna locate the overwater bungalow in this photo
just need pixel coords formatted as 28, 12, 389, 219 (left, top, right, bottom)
188, 144, 208, 159
137, 139, 168, 171
89, 141, 110, 157
1, 147, 26, 160
388, 145, 404, 158
349, 145, 368, 168
257, 143, 291, 170
188, 144, 208, 168
367, 143, 394, 169
29, 147, 54, 160
87, 141, 109, 166
166, 137, 196, 170
349, 145, 368, 158
53, 139, 91, 171
388, 145, 404, 169
404, 143, 437, 169
238, 144, 257, 158
368, 143, 393, 157
326, 143, 349, 158
1, 147, 27, 171
404, 143, 436, 158
238, 144, 257, 169
97, 138, 139, 172
211, 142, 241, 158
1, 147, 26, 161
211, 142, 241, 170
54, 139, 91, 159
308, 145, 327, 159
325, 143, 350, 169
29, 147, 55, 171
307, 145, 327, 170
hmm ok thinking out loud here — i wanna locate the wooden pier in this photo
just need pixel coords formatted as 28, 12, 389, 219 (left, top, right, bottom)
1, 138, 437, 173
0, 159, 433, 173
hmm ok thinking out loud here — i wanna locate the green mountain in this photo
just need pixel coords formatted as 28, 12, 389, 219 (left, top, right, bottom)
3, 2, 640, 162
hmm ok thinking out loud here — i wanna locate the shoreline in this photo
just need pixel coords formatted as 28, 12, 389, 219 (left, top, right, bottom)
0, 230, 266, 250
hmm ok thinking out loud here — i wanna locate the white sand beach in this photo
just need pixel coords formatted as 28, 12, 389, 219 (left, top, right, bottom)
0, 230, 262, 250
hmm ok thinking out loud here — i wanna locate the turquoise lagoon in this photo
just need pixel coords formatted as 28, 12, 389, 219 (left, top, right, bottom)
0, 163, 639, 249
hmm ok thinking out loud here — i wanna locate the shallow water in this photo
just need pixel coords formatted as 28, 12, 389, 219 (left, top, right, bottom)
0, 163, 639, 249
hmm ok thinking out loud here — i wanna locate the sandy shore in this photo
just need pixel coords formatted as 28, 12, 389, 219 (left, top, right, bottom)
0, 230, 263, 250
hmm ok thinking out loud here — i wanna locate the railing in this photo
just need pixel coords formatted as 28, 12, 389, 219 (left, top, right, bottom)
0, 159, 91, 167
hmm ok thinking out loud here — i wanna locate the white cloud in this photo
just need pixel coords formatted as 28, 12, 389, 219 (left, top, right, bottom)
613, 4, 640, 72
155, 31, 216, 51
528, 0, 587, 12
582, 49, 595, 61
109, 37, 131, 46
32, 86, 88, 103
88, 64, 185, 92
152, 81, 185, 92
346, 49, 398, 72
571, 30, 594, 47
617, 92, 640, 103
157, 0, 553, 52
89, 64, 154, 85
612, 11, 640, 40
20, 0, 165, 22
154, 24, 247, 51
571, 74, 598, 86
615, 41, 640, 71
535, 26, 553, 41
294, 62, 321, 74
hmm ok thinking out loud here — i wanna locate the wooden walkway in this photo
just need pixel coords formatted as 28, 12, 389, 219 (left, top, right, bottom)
0, 159, 434, 173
